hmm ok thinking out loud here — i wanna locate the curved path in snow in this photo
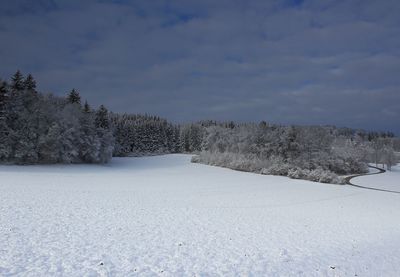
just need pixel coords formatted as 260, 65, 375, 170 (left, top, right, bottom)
345, 165, 400, 194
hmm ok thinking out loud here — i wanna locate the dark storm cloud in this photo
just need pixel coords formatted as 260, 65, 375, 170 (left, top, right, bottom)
0, 0, 399, 133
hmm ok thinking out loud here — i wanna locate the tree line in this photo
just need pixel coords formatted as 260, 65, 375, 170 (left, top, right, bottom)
0, 71, 398, 183
0, 71, 113, 164
190, 121, 399, 183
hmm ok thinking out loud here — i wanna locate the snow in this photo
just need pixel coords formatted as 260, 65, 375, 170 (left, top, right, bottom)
352, 164, 400, 192
1, 154, 400, 276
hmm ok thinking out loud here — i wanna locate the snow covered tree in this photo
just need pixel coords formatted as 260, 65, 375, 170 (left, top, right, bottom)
79, 105, 100, 163
24, 74, 37, 92
370, 138, 385, 167
0, 71, 397, 172
111, 113, 179, 156
96, 105, 114, 163
0, 72, 118, 165
37, 122, 62, 163
67, 89, 81, 105
95, 105, 110, 129
0, 80, 11, 160
189, 124, 203, 152
383, 146, 396, 170
83, 100, 90, 113
11, 70, 24, 92
57, 104, 82, 163
7, 71, 24, 132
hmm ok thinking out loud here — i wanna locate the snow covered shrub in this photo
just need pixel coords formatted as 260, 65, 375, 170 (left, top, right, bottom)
260, 165, 341, 183
191, 155, 201, 163
307, 167, 341, 183
226, 153, 260, 172
287, 167, 308, 179
261, 163, 291, 176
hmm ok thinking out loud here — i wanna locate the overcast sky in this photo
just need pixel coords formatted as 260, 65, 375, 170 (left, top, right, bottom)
1, 0, 399, 133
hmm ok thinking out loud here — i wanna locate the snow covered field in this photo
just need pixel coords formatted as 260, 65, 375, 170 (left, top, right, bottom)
353, 165, 400, 192
1, 155, 400, 276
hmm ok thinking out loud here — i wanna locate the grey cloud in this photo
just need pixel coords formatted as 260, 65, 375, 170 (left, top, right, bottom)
0, 0, 399, 134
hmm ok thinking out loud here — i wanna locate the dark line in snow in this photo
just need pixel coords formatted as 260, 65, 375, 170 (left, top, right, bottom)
345, 165, 400, 194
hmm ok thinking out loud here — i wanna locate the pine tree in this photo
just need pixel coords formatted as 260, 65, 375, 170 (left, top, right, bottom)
67, 89, 81, 104
0, 81, 11, 160
38, 122, 61, 163
13, 122, 38, 164
83, 101, 90, 113
180, 126, 191, 152
0, 81, 8, 118
189, 124, 203, 152
95, 105, 110, 129
58, 104, 82, 163
7, 72, 27, 159
173, 125, 181, 153
11, 70, 24, 92
79, 105, 100, 163
95, 105, 113, 163
24, 74, 37, 92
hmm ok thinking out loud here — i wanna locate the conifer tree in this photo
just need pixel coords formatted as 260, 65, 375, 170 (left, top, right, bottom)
0, 80, 8, 117
83, 100, 91, 113
7, 72, 25, 153
24, 74, 37, 92
0, 81, 11, 160
95, 105, 113, 162
67, 89, 81, 104
11, 70, 24, 92
95, 105, 110, 129
79, 102, 100, 163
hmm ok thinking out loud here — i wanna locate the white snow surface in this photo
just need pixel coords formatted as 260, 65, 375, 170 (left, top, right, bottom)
1, 154, 400, 276
352, 164, 400, 192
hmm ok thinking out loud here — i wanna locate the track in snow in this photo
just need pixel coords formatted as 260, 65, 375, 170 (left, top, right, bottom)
345, 165, 400, 194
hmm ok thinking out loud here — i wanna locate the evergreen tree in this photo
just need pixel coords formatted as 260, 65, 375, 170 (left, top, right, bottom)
173, 126, 181, 153
79, 105, 100, 163
0, 81, 11, 160
180, 126, 191, 152
58, 104, 83, 163
95, 105, 113, 163
7, 71, 25, 131
24, 74, 37, 92
11, 70, 24, 92
67, 89, 81, 105
190, 124, 203, 152
95, 105, 110, 129
83, 101, 91, 113
0, 72, 116, 164
0, 80, 8, 118
38, 122, 61, 163
13, 122, 38, 164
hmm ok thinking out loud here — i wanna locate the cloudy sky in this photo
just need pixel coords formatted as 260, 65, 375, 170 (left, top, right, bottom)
1, 0, 399, 133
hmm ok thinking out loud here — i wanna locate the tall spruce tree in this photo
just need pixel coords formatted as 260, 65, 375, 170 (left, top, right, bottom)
24, 74, 37, 92
7, 71, 26, 159
11, 70, 24, 92
0, 80, 8, 117
79, 101, 100, 163
67, 89, 81, 104
95, 105, 113, 163
83, 100, 90, 113
95, 105, 110, 129
0, 81, 11, 160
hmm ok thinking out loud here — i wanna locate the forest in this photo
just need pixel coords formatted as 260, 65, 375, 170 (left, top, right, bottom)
1, 71, 399, 183
190, 121, 398, 183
